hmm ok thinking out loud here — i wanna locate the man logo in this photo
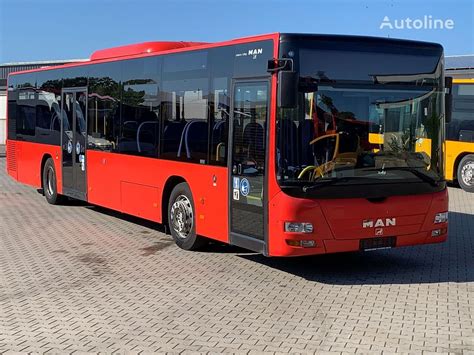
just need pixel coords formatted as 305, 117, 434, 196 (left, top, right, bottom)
375, 228, 384, 236
248, 48, 263, 56
362, 218, 396, 228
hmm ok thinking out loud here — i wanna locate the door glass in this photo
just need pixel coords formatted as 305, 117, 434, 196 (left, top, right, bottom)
62, 92, 74, 189
61, 90, 87, 197
230, 82, 268, 239
74, 91, 87, 193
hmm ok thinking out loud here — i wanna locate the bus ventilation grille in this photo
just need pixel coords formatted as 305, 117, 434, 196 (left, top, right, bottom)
7, 142, 17, 171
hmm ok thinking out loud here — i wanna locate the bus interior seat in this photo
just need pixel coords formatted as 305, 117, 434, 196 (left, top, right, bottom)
184, 120, 208, 160
50, 103, 61, 131
338, 131, 360, 154
137, 120, 159, 154
278, 119, 298, 169
243, 121, 264, 162
163, 120, 186, 154
213, 120, 226, 144
177, 120, 195, 158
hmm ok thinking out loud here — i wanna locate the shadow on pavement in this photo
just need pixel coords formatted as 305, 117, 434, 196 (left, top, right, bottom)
238, 211, 473, 285
83, 203, 248, 253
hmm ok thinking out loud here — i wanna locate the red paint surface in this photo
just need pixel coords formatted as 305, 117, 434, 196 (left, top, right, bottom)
90, 41, 209, 61
7, 140, 449, 257
6, 140, 62, 194
86, 150, 228, 243
267, 189, 448, 256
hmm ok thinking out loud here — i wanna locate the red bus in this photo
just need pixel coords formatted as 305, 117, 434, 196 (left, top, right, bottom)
6, 33, 449, 256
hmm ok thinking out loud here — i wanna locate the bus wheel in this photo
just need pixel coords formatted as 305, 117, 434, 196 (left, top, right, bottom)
168, 182, 207, 250
457, 154, 474, 193
42, 158, 64, 205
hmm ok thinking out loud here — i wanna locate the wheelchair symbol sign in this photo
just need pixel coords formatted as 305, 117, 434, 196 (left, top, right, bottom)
240, 178, 250, 196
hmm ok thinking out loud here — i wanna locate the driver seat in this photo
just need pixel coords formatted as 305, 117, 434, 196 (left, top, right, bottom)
311, 132, 360, 179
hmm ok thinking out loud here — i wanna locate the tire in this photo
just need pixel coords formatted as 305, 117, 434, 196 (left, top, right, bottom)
42, 158, 65, 204
168, 182, 207, 250
457, 154, 474, 193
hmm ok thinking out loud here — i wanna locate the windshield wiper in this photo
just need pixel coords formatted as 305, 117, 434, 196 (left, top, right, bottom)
364, 166, 440, 186
302, 177, 362, 192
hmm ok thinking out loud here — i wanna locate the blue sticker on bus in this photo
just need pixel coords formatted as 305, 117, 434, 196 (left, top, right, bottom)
240, 178, 250, 196
233, 177, 240, 189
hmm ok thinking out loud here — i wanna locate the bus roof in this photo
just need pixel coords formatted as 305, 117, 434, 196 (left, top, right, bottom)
7, 33, 280, 77
8, 32, 444, 78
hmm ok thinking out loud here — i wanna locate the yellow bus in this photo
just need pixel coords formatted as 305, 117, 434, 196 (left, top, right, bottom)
445, 78, 474, 192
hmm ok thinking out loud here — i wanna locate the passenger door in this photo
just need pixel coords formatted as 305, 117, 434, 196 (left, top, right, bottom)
229, 80, 269, 253
61, 88, 87, 200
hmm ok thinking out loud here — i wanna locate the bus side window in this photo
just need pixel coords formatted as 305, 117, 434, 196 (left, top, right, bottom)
120, 57, 161, 157
208, 46, 233, 166
87, 63, 121, 152
210, 80, 229, 165
161, 50, 209, 163
35, 71, 62, 145
15, 74, 37, 139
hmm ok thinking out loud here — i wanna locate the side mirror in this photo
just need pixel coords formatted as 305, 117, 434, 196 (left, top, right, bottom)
278, 71, 298, 109
445, 76, 453, 123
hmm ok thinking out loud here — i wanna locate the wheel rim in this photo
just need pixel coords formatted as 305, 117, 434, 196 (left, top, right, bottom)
170, 195, 193, 239
461, 161, 474, 186
46, 167, 55, 196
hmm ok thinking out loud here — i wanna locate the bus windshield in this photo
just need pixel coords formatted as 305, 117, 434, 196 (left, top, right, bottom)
277, 41, 445, 196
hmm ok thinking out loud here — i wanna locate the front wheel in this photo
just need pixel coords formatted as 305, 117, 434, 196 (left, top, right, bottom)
168, 182, 207, 250
42, 158, 65, 204
457, 154, 474, 193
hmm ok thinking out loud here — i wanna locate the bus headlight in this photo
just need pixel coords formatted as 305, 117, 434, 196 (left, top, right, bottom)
284, 222, 313, 233
434, 212, 448, 224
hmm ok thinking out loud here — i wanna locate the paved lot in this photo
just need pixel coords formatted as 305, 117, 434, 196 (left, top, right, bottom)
0, 157, 473, 354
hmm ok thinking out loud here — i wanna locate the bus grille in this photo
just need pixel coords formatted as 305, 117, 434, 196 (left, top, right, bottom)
7, 141, 17, 171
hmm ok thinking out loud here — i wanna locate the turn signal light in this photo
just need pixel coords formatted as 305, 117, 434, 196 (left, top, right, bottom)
286, 239, 316, 248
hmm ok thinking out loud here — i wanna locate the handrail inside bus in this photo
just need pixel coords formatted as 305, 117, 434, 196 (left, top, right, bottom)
136, 121, 159, 153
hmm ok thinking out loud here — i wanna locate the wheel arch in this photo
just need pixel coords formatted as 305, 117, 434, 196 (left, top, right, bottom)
161, 175, 187, 227
40, 154, 54, 190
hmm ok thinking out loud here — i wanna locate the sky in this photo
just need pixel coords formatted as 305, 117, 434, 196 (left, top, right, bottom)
0, 0, 472, 63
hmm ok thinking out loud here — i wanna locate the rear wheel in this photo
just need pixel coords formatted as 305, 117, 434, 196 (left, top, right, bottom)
457, 154, 474, 193
42, 158, 64, 204
168, 182, 207, 250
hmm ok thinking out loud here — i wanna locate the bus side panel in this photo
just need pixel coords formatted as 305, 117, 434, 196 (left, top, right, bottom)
160, 163, 228, 243
86, 150, 229, 243
445, 140, 474, 181
86, 150, 123, 211
14, 141, 62, 192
